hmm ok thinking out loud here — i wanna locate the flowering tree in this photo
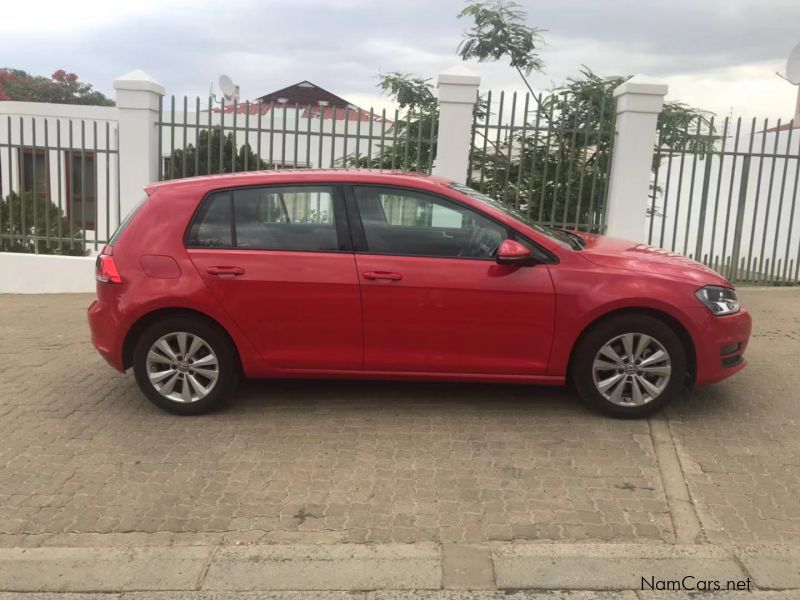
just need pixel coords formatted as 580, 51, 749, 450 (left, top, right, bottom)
0, 69, 114, 106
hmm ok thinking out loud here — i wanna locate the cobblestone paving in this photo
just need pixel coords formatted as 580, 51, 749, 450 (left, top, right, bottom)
0, 290, 796, 545
667, 289, 800, 545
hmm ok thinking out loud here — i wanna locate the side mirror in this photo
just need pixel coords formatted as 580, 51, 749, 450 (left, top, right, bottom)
496, 239, 535, 266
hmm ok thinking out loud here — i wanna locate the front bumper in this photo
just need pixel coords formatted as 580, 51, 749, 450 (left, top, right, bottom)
688, 305, 752, 387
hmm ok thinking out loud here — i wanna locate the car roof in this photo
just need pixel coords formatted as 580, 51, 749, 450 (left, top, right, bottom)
144, 169, 454, 196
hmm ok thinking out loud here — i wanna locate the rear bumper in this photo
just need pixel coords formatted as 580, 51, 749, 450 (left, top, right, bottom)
689, 306, 752, 387
87, 294, 126, 372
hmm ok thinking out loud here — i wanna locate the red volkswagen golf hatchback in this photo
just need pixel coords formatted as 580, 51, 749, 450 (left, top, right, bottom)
88, 170, 751, 417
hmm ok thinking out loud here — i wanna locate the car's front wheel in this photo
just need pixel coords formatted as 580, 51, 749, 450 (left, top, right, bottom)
572, 314, 687, 417
132, 316, 239, 415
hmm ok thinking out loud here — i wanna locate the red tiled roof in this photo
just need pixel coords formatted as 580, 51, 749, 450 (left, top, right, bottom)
208, 102, 391, 123
204, 81, 392, 123
765, 121, 799, 133
257, 80, 352, 107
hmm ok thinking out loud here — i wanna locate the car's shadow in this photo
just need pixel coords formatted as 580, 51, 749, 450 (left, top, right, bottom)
114, 365, 718, 422
214, 376, 720, 422
222, 377, 593, 418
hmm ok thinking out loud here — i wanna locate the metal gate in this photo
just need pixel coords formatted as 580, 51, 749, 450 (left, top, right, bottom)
156, 96, 436, 180
649, 116, 800, 285
467, 90, 615, 232
0, 115, 120, 255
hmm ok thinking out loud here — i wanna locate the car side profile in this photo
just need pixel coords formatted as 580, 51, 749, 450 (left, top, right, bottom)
88, 170, 751, 417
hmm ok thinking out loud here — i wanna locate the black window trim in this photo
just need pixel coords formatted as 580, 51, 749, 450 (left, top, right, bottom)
342, 183, 558, 264
184, 182, 353, 253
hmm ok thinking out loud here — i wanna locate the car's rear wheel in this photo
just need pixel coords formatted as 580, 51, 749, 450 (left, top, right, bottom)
132, 316, 239, 415
572, 314, 687, 418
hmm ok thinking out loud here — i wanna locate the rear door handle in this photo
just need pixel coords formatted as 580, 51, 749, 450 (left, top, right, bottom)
206, 266, 245, 277
362, 271, 402, 281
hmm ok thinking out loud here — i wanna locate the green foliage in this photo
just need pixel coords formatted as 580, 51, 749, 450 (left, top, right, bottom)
1, 191, 88, 255
163, 128, 268, 178
347, 74, 489, 172
468, 82, 615, 230
378, 73, 437, 112
0, 68, 114, 106
356, 3, 715, 229
468, 68, 716, 228
457, 1, 545, 77
345, 75, 438, 172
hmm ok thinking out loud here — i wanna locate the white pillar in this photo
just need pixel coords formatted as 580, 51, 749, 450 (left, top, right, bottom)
433, 66, 480, 184
604, 75, 668, 243
113, 70, 165, 218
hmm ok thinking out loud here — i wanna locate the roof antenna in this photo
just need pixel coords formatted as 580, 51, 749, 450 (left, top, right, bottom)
218, 75, 240, 103
778, 42, 800, 125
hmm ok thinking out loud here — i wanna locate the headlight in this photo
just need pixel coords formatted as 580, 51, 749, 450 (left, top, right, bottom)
695, 286, 740, 316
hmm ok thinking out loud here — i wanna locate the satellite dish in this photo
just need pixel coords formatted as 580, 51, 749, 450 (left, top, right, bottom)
218, 74, 237, 101
786, 42, 800, 85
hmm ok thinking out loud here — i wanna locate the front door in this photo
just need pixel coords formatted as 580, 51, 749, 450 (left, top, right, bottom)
186, 184, 362, 371
348, 185, 556, 375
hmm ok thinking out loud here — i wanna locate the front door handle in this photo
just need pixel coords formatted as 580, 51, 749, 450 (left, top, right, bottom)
362, 271, 402, 281
206, 266, 245, 277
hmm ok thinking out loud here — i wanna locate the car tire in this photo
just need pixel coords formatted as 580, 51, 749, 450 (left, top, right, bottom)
132, 316, 240, 415
571, 314, 687, 418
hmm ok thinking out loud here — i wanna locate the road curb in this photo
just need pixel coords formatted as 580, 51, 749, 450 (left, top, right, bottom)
493, 543, 745, 590
0, 542, 797, 593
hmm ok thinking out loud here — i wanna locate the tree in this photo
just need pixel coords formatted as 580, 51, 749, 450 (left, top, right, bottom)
466, 67, 715, 225
347, 73, 491, 172
458, 0, 545, 96
352, 0, 714, 229
1, 191, 87, 256
163, 128, 268, 178
346, 74, 438, 172
456, 0, 715, 227
0, 69, 114, 106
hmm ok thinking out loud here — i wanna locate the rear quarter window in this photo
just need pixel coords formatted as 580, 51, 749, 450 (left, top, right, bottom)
108, 196, 147, 246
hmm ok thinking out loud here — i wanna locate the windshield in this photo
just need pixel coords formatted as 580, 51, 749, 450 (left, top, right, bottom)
449, 183, 581, 250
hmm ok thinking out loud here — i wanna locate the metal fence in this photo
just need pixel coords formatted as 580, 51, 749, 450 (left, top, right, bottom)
467, 90, 616, 232
648, 115, 800, 285
0, 116, 119, 256
156, 96, 436, 180
157, 92, 616, 236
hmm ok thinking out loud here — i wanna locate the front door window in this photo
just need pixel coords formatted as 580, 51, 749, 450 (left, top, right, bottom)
353, 186, 508, 259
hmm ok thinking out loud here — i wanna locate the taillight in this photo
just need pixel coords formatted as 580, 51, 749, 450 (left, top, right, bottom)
96, 250, 122, 284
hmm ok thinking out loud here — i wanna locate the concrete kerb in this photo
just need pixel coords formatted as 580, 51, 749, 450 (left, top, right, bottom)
0, 542, 797, 593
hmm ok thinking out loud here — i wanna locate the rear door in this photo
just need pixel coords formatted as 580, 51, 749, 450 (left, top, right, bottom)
348, 185, 556, 375
186, 184, 363, 371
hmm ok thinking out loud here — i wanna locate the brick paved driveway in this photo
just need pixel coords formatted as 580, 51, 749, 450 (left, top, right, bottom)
0, 290, 797, 546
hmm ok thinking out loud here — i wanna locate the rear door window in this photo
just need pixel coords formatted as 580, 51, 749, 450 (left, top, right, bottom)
186, 185, 339, 252
186, 191, 234, 248
234, 186, 337, 251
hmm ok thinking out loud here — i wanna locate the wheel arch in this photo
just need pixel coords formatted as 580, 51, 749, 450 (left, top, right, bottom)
122, 307, 243, 373
566, 306, 697, 386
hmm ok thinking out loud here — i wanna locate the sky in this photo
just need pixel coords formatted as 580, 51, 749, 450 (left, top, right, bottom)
2, 0, 800, 122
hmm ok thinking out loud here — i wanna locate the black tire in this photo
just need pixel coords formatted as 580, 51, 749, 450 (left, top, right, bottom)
571, 314, 687, 418
132, 315, 240, 415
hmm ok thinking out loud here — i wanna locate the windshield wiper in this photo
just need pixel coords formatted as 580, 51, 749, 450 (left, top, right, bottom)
545, 226, 585, 250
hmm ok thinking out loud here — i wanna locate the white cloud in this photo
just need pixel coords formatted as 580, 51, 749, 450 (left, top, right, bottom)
1, 0, 798, 121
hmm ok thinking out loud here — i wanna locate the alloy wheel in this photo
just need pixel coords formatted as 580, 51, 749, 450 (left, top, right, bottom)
146, 332, 219, 403
591, 332, 672, 406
